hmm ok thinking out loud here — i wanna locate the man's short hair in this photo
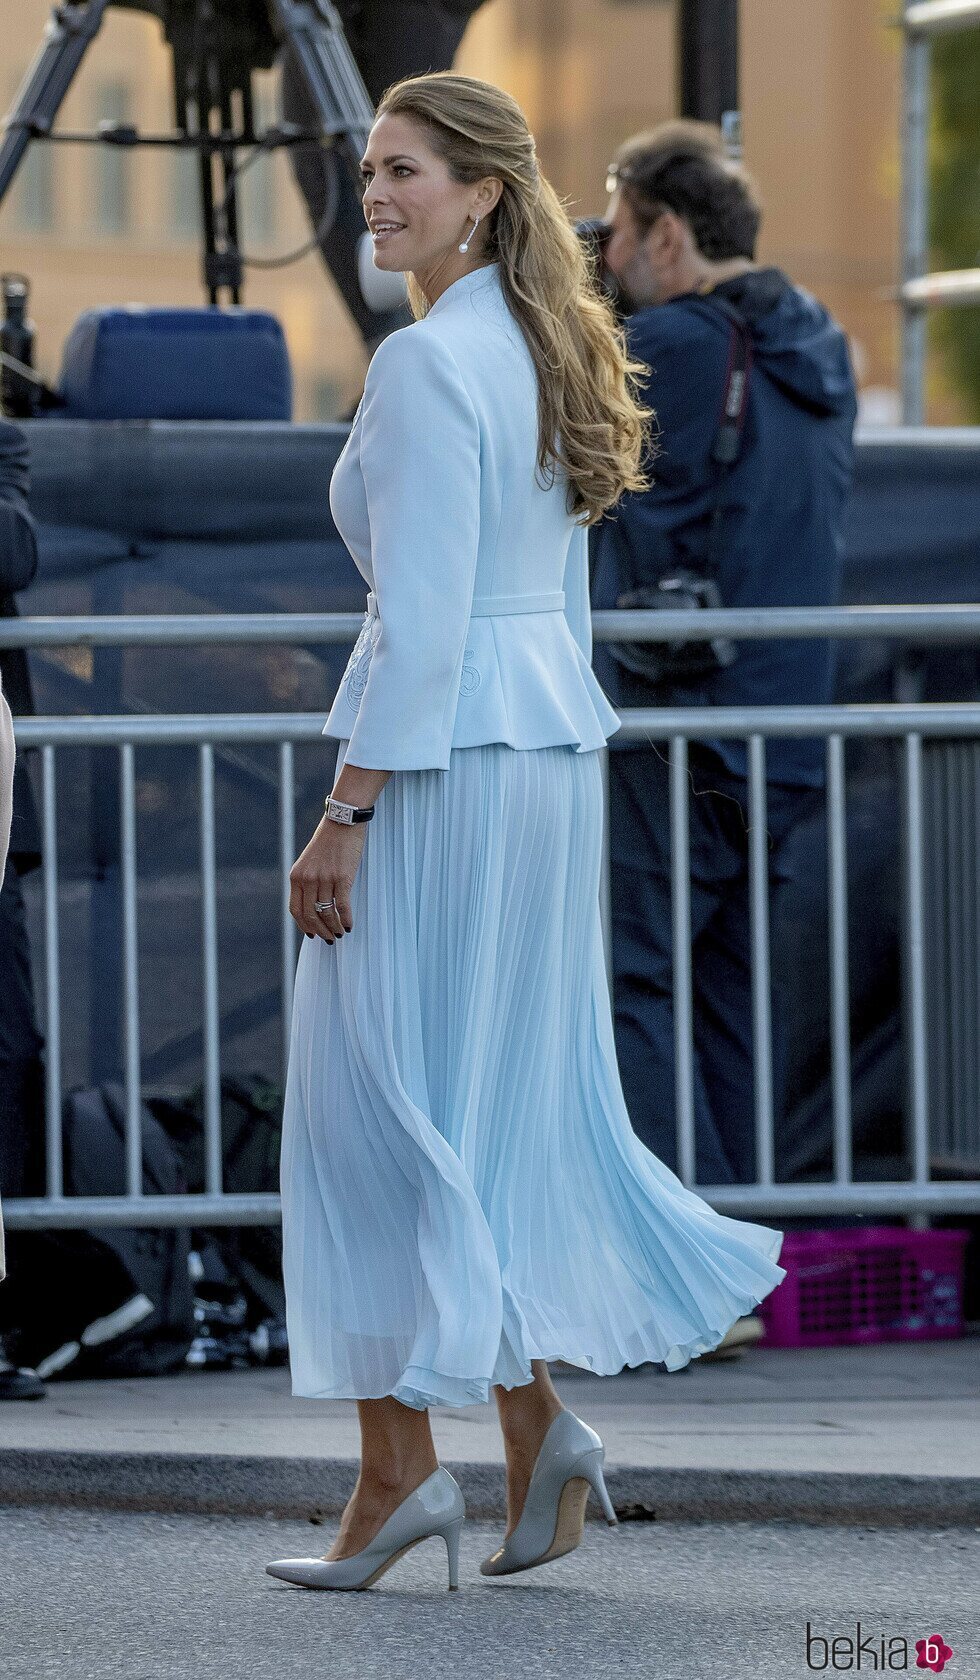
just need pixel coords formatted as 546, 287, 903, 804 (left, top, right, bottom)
608, 119, 762, 260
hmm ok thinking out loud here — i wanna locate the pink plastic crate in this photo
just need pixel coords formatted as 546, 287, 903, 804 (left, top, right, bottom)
757, 1225, 971, 1348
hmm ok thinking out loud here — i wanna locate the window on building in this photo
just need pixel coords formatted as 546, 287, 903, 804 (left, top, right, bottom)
4, 77, 55, 234
14, 140, 55, 234
169, 145, 199, 241
93, 80, 133, 235
238, 82, 276, 248
310, 376, 341, 421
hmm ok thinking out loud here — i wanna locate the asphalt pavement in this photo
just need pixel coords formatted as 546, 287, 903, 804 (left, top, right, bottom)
2, 1505, 977, 1680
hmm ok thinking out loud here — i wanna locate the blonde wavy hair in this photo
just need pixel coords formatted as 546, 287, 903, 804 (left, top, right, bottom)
372, 71, 658, 526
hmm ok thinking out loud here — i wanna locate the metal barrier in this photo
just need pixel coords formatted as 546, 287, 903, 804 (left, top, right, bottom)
4, 603, 980, 1228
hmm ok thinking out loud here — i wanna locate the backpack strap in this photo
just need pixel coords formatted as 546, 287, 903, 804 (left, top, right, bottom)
690, 292, 754, 579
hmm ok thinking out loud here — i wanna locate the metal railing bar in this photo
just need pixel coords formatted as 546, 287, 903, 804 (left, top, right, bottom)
279, 740, 298, 1081
904, 0, 980, 37
618, 706, 980, 739
902, 269, 980, 308
599, 745, 614, 994
900, 0, 929, 423
947, 745, 963, 1155
8, 603, 980, 649
902, 732, 931, 1184
40, 745, 63, 1200
6, 1178, 980, 1231
199, 744, 223, 1198
964, 747, 980, 1156
748, 735, 775, 1185
669, 735, 697, 1185
18, 702, 980, 750
8, 636, 980, 1230
826, 734, 853, 1185
0, 614, 368, 648
119, 742, 143, 1199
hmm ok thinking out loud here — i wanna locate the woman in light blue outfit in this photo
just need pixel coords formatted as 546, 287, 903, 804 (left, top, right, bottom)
268, 73, 786, 1593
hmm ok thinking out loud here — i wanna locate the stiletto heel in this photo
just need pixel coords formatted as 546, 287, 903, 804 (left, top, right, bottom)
480, 1408, 620, 1577
443, 1514, 464, 1590
578, 1446, 619, 1525
266, 1467, 466, 1591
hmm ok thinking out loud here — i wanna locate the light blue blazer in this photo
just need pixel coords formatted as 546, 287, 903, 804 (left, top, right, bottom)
323, 260, 622, 771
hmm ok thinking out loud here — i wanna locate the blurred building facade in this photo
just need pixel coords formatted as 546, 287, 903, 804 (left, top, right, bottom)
0, 0, 959, 423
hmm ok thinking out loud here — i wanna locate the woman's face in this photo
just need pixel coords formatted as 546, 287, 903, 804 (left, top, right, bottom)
359, 112, 498, 289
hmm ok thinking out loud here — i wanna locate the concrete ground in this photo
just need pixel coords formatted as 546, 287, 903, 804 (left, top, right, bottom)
2, 1332, 978, 1526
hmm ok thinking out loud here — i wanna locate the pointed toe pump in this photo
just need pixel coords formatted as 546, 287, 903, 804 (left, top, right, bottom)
480, 1407, 618, 1578
266, 1466, 466, 1591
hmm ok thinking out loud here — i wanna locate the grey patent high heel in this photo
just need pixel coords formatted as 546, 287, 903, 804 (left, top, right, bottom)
480, 1407, 618, 1577
266, 1466, 465, 1591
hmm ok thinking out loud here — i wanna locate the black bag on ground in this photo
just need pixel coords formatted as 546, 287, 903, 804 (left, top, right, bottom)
148, 1073, 286, 1327
9, 1081, 196, 1379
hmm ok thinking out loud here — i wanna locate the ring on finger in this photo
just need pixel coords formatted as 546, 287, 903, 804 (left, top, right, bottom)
314, 900, 343, 939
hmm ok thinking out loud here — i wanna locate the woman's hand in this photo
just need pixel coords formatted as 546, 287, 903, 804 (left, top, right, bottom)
289, 814, 368, 943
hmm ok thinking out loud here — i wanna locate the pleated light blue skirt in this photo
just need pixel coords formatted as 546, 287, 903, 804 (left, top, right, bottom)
279, 738, 787, 1410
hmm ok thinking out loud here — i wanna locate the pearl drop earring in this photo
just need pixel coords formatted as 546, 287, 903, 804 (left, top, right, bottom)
459, 214, 480, 253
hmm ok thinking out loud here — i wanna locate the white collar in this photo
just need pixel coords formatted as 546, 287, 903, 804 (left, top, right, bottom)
425, 262, 501, 318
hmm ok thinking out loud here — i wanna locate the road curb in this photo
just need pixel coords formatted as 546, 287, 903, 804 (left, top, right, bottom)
2, 1450, 978, 1527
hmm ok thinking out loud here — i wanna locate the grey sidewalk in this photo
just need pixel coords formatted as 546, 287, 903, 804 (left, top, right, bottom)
3, 1331, 979, 1527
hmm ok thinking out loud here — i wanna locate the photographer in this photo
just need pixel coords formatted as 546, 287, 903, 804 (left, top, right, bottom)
0, 418, 46, 1399
591, 121, 857, 1185
0, 668, 14, 1290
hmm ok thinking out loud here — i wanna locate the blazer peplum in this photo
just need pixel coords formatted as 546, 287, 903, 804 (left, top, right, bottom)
323, 260, 622, 771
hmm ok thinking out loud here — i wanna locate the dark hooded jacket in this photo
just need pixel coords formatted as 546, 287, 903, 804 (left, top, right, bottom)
0, 419, 42, 870
589, 266, 858, 786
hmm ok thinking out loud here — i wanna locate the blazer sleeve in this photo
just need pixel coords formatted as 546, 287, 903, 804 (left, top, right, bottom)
561, 517, 594, 664
343, 327, 481, 772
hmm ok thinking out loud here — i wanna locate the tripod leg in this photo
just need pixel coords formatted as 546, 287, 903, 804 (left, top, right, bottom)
0, 0, 112, 204
273, 0, 395, 338
275, 0, 477, 340
269, 0, 376, 148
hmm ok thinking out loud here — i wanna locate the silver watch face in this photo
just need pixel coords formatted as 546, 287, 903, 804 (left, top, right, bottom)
327, 799, 353, 823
